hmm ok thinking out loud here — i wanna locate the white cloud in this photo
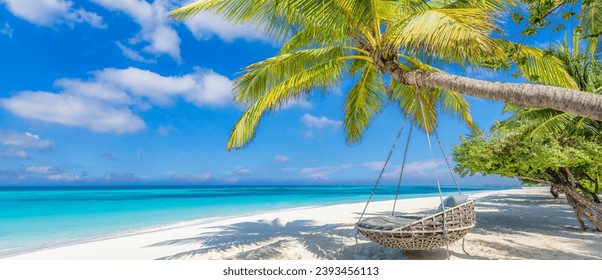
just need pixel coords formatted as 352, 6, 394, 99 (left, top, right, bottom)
300, 166, 338, 178
0, 130, 52, 150
224, 165, 251, 177
1, 0, 106, 28
47, 172, 80, 181
280, 99, 312, 110
274, 155, 292, 163
363, 161, 385, 171
1, 22, 13, 38
115, 41, 155, 63
299, 164, 352, 179
54, 78, 134, 105
1, 67, 233, 134
92, 0, 180, 60
0, 149, 29, 159
1, 91, 146, 134
0, 130, 52, 159
301, 114, 342, 130
169, 172, 211, 182
235, 166, 251, 176
0, 165, 82, 182
183, 11, 270, 43
95, 67, 233, 107
25, 165, 58, 174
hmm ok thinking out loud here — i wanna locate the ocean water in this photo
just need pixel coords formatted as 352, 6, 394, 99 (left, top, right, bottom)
0, 185, 517, 257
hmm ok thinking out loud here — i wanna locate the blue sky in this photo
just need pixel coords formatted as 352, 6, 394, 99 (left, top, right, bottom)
0, 0, 547, 186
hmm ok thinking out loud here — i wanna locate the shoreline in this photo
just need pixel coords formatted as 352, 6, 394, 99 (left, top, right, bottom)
4, 187, 601, 260
0, 187, 500, 258
0, 185, 507, 258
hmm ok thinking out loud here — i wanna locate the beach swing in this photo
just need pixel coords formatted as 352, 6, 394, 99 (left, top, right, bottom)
355, 120, 476, 251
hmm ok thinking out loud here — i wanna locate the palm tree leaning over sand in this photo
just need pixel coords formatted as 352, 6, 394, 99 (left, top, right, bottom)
171, 0, 602, 150
500, 35, 602, 202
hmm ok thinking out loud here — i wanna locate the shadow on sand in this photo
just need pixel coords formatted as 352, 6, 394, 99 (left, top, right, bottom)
151, 191, 601, 260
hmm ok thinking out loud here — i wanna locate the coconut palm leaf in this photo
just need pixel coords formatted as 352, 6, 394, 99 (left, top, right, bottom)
228, 51, 347, 149
343, 63, 387, 144
173, 0, 602, 150
388, 8, 502, 65
581, 0, 602, 55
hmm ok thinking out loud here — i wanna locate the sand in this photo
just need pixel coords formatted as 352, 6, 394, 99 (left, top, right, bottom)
5, 187, 601, 260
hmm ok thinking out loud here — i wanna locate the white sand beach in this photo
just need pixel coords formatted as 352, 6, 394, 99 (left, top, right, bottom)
5, 187, 601, 260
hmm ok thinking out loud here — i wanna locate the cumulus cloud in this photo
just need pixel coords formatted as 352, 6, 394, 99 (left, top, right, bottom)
301, 114, 342, 130
94, 67, 233, 107
0, 130, 52, 159
183, 11, 270, 43
1, 22, 13, 38
274, 155, 292, 163
1, 67, 233, 134
0, 130, 52, 150
92, 0, 180, 60
0, 91, 146, 134
1, 0, 106, 28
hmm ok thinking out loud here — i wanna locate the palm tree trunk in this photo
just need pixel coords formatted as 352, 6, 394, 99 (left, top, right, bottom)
384, 61, 602, 121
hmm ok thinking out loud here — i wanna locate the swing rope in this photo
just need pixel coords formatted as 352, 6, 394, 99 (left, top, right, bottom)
354, 118, 407, 259
354, 88, 470, 259
356, 118, 407, 226
433, 129, 462, 195
392, 125, 412, 216
418, 94, 450, 260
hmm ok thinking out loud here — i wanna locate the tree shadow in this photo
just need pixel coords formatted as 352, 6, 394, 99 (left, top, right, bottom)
473, 193, 600, 239
150, 191, 601, 260
153, 219, 359, 260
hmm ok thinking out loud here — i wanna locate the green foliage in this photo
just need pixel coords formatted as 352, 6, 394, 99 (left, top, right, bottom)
171, 0, 593, 150
500, 35, 602, 140
453, 128, 602, 194
517, 0, 601, 55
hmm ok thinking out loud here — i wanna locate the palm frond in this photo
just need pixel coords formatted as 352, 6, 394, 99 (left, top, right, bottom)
390, 80, 438, 133
581, 0, 602, 54
234, 46, 351, 104
438, 90, 476, 129
498, 40, 579, 89
391, 8, 502, 65
343, 64, 387, 144
427, 0, 515, 10
228, 53, 346, 150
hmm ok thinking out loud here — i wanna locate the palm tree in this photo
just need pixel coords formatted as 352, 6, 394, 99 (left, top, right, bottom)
488, 31, 602, 230
500, 35, 601, 205
501, 37, 602, 141
171, 0, 602, 150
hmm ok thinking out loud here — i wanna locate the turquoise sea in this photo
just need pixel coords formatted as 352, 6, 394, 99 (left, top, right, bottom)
0, 185, 517, 257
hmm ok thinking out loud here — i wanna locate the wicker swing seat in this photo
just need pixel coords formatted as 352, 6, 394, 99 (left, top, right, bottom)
356, 199, 476, 250
355, 120, 477, 252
